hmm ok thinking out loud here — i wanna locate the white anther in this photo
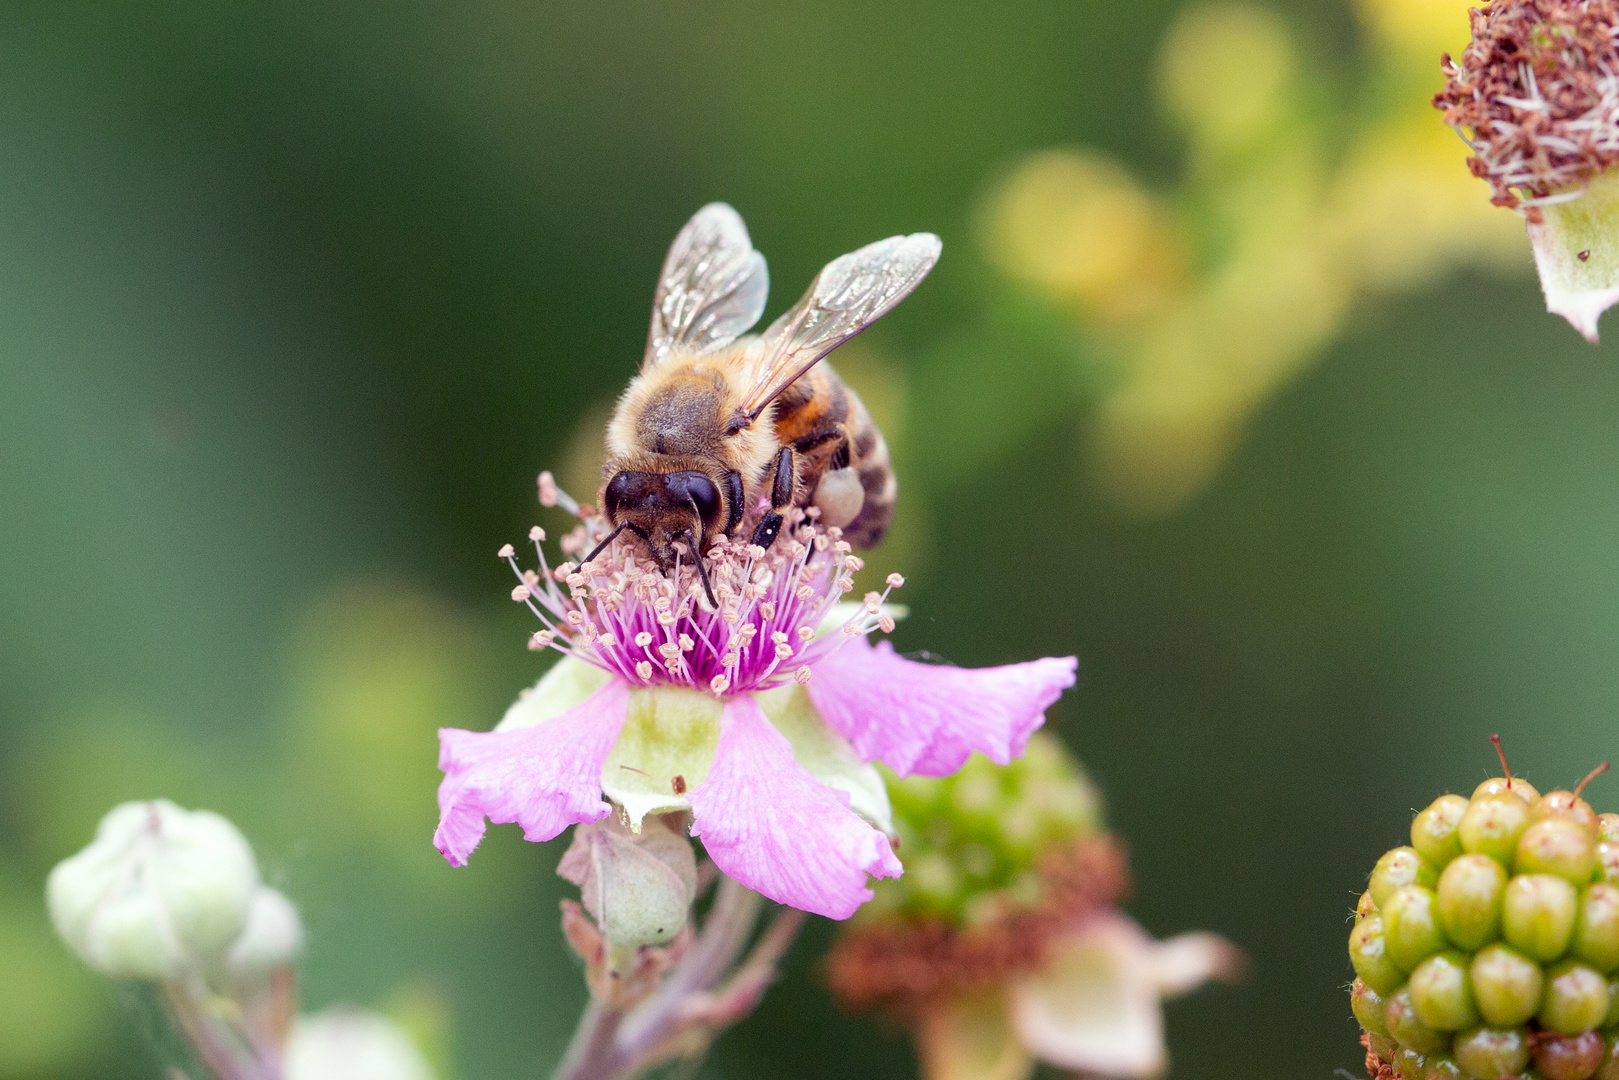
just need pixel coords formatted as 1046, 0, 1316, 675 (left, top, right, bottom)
634, 631, 653, 648
498, 543, 515, 558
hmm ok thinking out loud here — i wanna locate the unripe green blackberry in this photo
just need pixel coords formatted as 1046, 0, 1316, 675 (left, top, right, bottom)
1460, 793, 1534, 867
1409, 950, 1481, 1030
1541, 960, 1614, 1034
1351, 978, 1390, 1036
1475, 776, 1541, 804
1537, 787, 1602, 838
1504, 873, 1580, 961
1438, 853, 1509, 950
1386, 984, 1452, 1054
1371, 846, 1439, 908
1392, 1046, 1428, 1080
1348, 743, 1619, 1079
1454, 1024, 1532, 1078
1576, 884, 1619, 972
1384, 885, 1448, 972
1600, 840, 1619, 884
1426, 1054, 1467, 1080
1472, 943, 1546, 1027
1415, 795, 1472, 868
1350, 914, 1407, 996
1519, 817, 1600, 884
868, 732, 1102, 921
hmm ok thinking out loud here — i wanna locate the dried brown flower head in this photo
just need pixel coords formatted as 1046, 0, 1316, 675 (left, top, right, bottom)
1435, 0, 1619, 217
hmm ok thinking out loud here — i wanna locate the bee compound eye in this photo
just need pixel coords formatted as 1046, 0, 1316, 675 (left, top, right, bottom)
603, 471, 645, 518
666, 471, 721, 527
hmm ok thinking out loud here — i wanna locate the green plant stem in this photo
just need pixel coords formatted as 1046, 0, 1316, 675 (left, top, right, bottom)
553, 876, 795, 1080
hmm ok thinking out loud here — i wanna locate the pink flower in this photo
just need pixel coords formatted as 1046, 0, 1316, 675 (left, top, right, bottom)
435, 512, 1076, 919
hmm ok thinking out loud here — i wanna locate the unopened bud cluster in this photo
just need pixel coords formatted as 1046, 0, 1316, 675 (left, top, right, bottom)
46, 799, 299, 982
1350, 775, 1619, 1080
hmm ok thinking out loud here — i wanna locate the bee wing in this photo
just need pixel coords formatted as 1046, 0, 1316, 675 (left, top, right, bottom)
737, 232, 940, 421
644, 203, 770, 371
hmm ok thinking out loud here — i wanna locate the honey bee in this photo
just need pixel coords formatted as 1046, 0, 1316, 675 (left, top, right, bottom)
591, 203, 940, 599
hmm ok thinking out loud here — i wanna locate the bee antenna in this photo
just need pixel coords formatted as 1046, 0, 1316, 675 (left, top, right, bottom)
684, 528, 718, 609
583, 523, 628, 566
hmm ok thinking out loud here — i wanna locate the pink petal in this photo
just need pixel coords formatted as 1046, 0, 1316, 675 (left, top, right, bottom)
687, 694, 901, 919
807, 638, 1077, 777
434, 678, 631, 866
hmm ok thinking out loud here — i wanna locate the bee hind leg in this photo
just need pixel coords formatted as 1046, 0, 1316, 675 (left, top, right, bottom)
749, 447, 795, 550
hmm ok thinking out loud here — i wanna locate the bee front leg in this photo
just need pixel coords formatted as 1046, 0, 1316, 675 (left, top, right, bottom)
749, 446, 795, 550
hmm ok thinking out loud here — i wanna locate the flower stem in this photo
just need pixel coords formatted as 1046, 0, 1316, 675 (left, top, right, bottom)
165, 979, 281, 1080
552, 876, 800, 1080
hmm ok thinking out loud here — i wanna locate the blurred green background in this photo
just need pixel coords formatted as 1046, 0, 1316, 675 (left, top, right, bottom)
2, 0, 1615, 1077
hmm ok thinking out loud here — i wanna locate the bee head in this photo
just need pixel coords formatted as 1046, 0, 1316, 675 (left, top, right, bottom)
602, 469, 723, 571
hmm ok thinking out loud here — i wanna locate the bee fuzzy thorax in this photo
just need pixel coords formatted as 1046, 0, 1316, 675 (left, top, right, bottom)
503, 497, 903, 699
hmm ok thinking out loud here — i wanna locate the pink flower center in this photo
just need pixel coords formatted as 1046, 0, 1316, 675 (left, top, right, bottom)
501, 502, 903, 697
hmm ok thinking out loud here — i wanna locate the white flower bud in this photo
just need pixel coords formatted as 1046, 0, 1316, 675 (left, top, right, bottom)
46, 799, 259, 981
557, 814, 697, 946
284, 1008, 435, 1080
223, 886, 304, 980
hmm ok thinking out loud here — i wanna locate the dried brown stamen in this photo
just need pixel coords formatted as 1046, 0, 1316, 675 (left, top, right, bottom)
1435, 0, 1619, 218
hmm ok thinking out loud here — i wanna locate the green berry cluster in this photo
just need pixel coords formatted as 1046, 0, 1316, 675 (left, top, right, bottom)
1350, 774, 1619, 1080
870, 732, 1102, 922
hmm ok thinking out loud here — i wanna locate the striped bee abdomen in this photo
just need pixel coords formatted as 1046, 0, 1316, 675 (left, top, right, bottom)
770, 363, 896, 550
